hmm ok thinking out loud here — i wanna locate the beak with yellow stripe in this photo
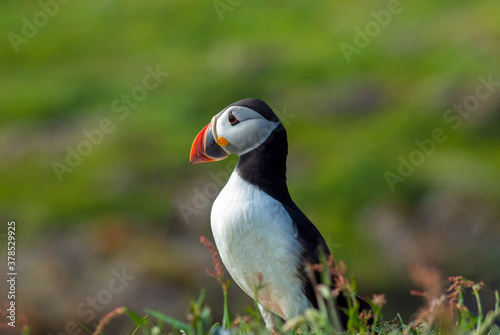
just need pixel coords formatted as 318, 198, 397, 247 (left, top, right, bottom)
189, 115, 229, 165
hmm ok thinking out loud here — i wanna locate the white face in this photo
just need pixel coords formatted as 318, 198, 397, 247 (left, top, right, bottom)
213, 106, 281, 156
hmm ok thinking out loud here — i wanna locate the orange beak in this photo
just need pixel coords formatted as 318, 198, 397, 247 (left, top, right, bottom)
189, 118, 229, 164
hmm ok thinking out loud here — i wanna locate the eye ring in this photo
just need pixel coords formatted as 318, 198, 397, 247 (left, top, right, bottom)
228, 113, 240, 126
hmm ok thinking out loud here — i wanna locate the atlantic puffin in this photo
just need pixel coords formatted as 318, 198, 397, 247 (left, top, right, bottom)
189, 98, 370, 329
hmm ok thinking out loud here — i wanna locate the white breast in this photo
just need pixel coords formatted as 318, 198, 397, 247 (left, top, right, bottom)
211, 171, 310, 320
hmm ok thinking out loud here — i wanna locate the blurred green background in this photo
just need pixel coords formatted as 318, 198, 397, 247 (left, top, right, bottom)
1, 0, 500, 333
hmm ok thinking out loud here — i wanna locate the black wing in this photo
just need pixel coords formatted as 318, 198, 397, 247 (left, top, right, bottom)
283, 203, 372, 329
282, 202, 330, 305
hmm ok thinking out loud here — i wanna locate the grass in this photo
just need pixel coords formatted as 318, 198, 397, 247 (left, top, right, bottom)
16, 238, 495, 335
93, 272, 499, 335
33, 237, 500, 335
2, 235, 497, 334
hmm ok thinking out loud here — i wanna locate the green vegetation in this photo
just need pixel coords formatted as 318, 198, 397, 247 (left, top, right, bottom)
1, 0, 500, 332
75, 240, 500, 334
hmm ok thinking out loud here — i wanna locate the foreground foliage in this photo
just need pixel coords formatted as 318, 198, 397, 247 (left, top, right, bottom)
82, 237, 499, 335
1, 237, 498, 334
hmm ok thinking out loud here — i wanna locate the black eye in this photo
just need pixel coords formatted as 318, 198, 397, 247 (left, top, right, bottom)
228, 114, 240, 126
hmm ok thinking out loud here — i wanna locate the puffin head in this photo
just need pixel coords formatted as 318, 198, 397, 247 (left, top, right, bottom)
190, 98, 282, 164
